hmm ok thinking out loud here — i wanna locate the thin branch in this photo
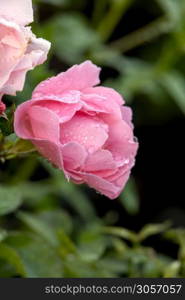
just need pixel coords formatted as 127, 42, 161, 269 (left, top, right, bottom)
110, 17, 172, 53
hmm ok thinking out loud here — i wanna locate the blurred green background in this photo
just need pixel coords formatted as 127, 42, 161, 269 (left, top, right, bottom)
0, 0, 185, 278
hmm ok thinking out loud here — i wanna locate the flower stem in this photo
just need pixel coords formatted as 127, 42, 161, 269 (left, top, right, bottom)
97, 0, 134, 41
110, 16, 172, 53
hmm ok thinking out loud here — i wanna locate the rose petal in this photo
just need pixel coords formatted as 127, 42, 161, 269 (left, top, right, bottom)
14, 100, 35, 139
31, 139, 63, 170
121, 106, 133, 129
32, 61, 101, 98
28, 105, 60, 143
0, 20, 50, 96
106, 168, 131, 191
0, 0, 33, 26
60, 113, 108, 153
85, 149, 116, 172
62, 142, 87, 170
0, 19, 26, 90
33, 100, 82, 123
81, 173, 121, 199
105, 120, 137, 163
3, 36, 51, 94
84, 86, 124, 104
26, 35, 51, 65
81, 87, 123, 120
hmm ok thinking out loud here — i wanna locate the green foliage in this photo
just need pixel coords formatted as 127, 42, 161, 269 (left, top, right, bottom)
0, 186, 23, 216
0, 0, 185, 278
48, 13, 100, 64
0, 106, 14, 136
5, 232, 63, 277
120, 178, 139, 215
0, 200, 184, 277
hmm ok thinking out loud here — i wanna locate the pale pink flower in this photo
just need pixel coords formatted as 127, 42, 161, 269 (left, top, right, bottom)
0, 0, 51, 100
14, 61, 138, 199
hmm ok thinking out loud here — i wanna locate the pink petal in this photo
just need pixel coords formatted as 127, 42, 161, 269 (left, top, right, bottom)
60, 113, 108, 153
32, 61, 101, 98
0, 0, 33, 26
114, 171, 131, 188
121, 106, 133, 129
28, 105, 60, 143
25, 35, 51, 66
90, 168, 118, 179
105, 161, 132, 183
82, 87, 123, 120
68, 171, 84, 184
81, 173, 121, 199
85, 149, 116, 172
0, 19, 26, 91
31, 139, 63, 170
4, 37, 51, 93
14, 100, 35, 139
103, 161, 134, 193
32, 100, 81, 123
106, 167, 131, 191
84, 86, 124, 104
62, 142, 87, 170
0, 24, 50, 95
105, 120, 138, 164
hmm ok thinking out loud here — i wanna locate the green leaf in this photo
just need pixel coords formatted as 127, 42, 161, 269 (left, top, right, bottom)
0, 117, 13, 136
103, 226, 137, 243
18, 210, 72, 243
0, 229, 7, 242
161, 71, 185, 114
0, 106, 14, 136
10, 139, 36, 156
1, 138, 36, 161
59, 181, 97, 222
98, 257, 129, 276
17, 211, 58, 247
50, 13, 100, 64
163, 261, 181, 277
0, 186, 23, 216
157, 0, 182, 26
164, 229, 185, 261
78, 224, 107, 262
122, 247, 168, 277
20, 182, 55, 204
0, 260, 18, 278
138, 222, 171, 242
0, 243, 26, 277
164, 229, 185, 245
5, 232, 63, 277
34, 210, 73, 235
105, 60, 154, 101
58, 229, 77, 256
40, 158, 97, 221
62, 256, 107, 278
120, 178, 139, 215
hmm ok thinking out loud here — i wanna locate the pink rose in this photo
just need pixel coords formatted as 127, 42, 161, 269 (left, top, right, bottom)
14, 61, 138, 199
0, 0, 51, 100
